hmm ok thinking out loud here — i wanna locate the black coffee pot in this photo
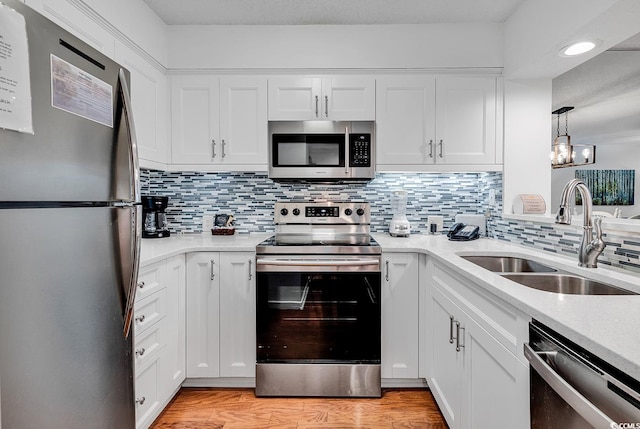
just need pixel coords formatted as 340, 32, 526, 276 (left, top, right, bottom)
141, 196, 170, 238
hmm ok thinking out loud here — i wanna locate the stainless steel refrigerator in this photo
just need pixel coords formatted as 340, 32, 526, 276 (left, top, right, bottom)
0, 1, 141, 428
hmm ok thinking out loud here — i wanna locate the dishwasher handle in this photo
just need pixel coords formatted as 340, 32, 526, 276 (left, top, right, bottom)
524, 342, 616, 428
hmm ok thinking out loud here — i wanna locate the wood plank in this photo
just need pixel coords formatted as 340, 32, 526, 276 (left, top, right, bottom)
150, 388, 448, 428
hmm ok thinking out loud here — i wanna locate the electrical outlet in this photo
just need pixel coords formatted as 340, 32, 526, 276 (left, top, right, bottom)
202, 215, 214, 232
488, 189, 496, 206
427, 215, 444, 232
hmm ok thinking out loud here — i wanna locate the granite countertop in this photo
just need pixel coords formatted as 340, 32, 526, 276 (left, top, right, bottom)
141, 231, 640, 381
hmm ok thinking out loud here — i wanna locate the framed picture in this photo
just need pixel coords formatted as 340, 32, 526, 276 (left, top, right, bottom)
575, 169, 635, 206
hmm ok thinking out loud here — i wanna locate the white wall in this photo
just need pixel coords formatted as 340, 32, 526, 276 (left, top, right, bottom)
503, 79, 553, 214
167, 23, 503, 70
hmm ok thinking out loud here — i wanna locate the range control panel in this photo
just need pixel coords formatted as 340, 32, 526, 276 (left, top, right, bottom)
275, 201, 370, 225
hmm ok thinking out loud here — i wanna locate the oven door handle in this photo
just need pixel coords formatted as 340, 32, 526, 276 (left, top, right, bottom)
256, 258, 380, 267
523, 342, 616, 428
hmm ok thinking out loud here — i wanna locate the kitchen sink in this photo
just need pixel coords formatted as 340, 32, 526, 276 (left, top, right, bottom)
461, 255, 557, 273
502, 274, 636, 295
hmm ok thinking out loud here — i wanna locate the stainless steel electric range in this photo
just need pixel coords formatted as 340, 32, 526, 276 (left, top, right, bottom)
255, 201, 382, 397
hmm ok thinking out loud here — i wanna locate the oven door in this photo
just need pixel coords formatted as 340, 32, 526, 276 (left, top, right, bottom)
256, 255, 381, 364
269, 133, 351, 180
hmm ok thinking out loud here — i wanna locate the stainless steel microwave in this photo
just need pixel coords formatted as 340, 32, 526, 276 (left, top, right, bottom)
268, 131, 375, 181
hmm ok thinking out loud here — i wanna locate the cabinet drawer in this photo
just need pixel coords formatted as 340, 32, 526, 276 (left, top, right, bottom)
135, 356, 161, 429
432, 263, 518, 354
134, 288, 167, 336
137, 261, 166, 302
134, 318, 165, 373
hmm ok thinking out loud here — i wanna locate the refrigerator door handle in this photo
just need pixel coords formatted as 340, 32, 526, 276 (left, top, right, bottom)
122, 205, 142, 338
118, 68, 142, 338
118, 68, 141, 204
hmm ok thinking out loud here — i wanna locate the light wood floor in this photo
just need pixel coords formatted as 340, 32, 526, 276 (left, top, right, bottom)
150, 388, 449, 429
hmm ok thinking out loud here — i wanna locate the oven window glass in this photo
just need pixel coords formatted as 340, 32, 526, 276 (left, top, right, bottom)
257, 272, 381, 363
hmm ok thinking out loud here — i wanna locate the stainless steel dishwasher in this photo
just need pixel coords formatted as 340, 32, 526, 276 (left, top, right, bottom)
525, 320, 640, 428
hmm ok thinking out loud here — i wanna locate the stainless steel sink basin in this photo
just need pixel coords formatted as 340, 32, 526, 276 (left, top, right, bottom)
461, 256, 557, 273
502, 274, 636, 295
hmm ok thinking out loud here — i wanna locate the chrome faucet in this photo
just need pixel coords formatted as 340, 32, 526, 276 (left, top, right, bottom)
556, 178, 606, 268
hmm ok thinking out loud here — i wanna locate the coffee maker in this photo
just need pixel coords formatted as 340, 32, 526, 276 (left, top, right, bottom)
142, 196, 170, 238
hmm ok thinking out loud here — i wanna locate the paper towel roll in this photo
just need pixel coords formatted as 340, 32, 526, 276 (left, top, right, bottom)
512, 194, 546, 214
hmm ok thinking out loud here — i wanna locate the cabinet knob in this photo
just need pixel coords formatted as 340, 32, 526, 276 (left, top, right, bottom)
135, 397, 146, 405
135, 347, 146, 357
137, 281, 145, 289
135, 314, 145, 323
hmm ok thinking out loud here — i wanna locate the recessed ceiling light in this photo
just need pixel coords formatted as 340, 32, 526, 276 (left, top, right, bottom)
560, 41, 597, 57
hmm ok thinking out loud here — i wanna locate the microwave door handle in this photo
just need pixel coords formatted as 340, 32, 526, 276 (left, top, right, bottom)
523, 343, 616, 428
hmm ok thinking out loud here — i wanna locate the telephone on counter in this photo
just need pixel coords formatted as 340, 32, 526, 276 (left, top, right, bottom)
447, 222, 480, 241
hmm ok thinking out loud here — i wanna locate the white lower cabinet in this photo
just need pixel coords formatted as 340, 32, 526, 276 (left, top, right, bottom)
428, 259, 529, 429
381, 252, 419, 379
186, 251, 256, 380
134, 255, 186, 429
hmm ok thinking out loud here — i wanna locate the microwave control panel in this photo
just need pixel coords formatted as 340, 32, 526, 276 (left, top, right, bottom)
349, 134, 371, 167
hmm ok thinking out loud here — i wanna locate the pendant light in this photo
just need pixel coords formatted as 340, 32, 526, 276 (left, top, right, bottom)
550, 106, 596, 168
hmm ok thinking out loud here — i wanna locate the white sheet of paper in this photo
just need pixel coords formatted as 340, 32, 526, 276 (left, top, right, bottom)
0, 3, 34, 134
51, 54, 113, 127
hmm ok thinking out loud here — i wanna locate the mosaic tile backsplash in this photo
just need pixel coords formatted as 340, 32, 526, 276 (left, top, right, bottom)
142, 169, 640, 274
141, 170, 502, 234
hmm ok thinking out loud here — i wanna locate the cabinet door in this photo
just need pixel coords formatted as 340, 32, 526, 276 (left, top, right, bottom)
186, 252, 220, 378
219, 252, 256, 377
322, 77, 375, 120
161, 255, 186, 396
171, 76, 220, 164
429, 287, 463, 429
115, 41, 169, 166
462, 315, 528, 429
376, 76, 436, 165
381, 253, 419, 379
219, 77, 268, 165
435, 76, 497, 164
268, 77, 322, 120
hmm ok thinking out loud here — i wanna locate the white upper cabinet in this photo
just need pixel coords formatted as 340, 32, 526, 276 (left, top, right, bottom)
115, 41, 169, 167
376, 75, 500, 170
268, 76, 375, 121
435, 76, 497, 165
171, 76, 267, 169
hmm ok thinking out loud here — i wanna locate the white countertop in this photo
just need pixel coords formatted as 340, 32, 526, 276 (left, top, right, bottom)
140, 232, 272, 266
141, 231, 640, 381
373, 232, 640, 381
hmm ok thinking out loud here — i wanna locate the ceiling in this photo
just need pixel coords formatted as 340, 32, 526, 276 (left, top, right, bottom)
142, 0, 526, 26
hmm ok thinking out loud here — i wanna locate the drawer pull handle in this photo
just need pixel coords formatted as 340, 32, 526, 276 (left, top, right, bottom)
135, 348, 146, 357
135, 314, 145, 323
248, 259, 253, 281
135, 397, 146, 405
137, 281, 145, 289
456, 321, 465, 352
210, 259, 216, 280
449, 315, 455, 344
